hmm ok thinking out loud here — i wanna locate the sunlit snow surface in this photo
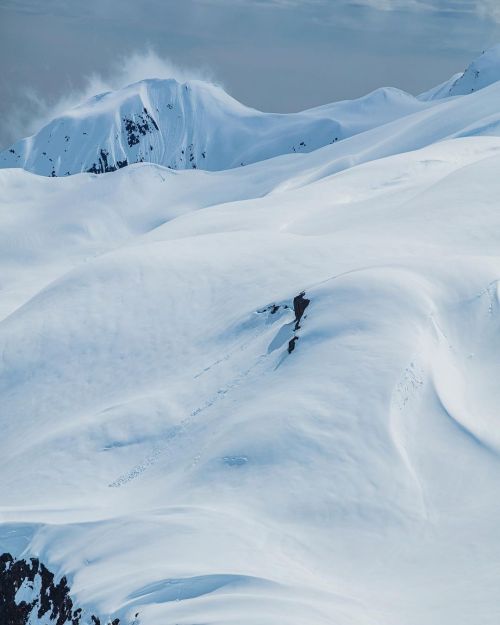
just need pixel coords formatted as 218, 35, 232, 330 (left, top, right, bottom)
2, 49, 500, 625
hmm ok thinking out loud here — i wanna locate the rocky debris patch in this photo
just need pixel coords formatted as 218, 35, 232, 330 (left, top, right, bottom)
86, 149, 128, 174
288, 292, 310, 353
292, 292, 310, 331
0, 553, 126, 625
257, 303, 290, 316
257, 293, 309, 354
287, 336, 299, 353
123, 108, 159, 148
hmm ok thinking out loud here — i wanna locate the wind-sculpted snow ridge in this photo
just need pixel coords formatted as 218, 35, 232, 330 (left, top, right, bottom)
3, 47, 500, 625
0, 78, 431, 176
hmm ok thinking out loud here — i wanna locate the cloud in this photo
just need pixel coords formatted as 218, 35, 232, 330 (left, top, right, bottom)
200, 0, 500, 21
476, 0, 500, 22
83, 49, 217, 90
2, 49, 219, 147
352, 0, 500, 22
346, 0, 482, 15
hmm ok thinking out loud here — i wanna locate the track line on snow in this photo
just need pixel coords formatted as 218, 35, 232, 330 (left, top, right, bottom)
108, 321, 277, 487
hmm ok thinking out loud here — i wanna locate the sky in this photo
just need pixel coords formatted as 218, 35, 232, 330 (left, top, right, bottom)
1, 0, 500, 149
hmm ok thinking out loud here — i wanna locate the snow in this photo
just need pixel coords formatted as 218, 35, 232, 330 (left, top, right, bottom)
417, 72, 463, 101
0, 79, 432, 176
420, 44, 500, 100
2, 46, 500, 625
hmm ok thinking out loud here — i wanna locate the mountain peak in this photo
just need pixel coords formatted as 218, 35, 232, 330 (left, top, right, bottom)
72, 78, 245, 117
449, 45, 500, 97
0, 77, 428, 177
429, 44, 500, 99
418, 44, 500, 101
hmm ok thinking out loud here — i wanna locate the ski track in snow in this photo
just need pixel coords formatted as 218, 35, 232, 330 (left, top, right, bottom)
109, 317, 281, 488
388, 330, 429, 521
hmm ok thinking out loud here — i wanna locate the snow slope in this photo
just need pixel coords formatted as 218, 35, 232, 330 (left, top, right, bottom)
3, 48, 500, 625
0, 79, 431, 176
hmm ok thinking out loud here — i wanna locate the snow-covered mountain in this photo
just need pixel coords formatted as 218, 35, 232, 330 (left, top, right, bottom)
4, 46, 500, 178
0, 79, 430, 176
420, 43, 500, 100
3, 47, 500, 625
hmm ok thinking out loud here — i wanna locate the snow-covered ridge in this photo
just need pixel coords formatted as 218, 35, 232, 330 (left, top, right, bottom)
3, 45, 500, 625
0, 78, 430, 176
3, 46, 500, 177
420, 44, 500, 100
